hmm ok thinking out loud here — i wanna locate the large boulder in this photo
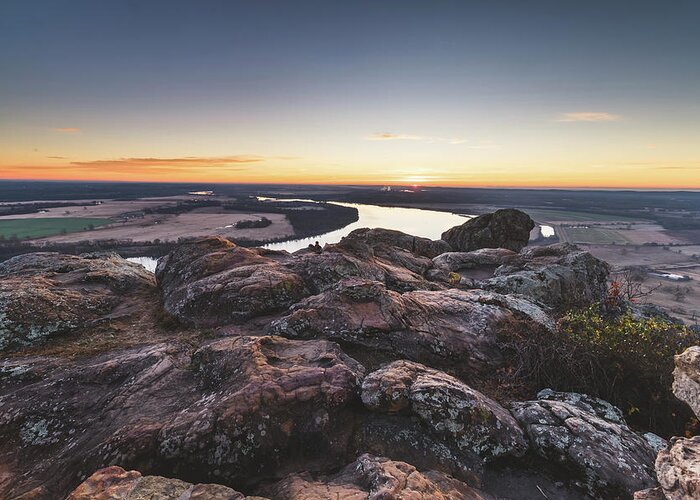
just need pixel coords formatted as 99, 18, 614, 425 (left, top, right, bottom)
653, 436, 700, 500
269, 279, 552, 375
66, 466, 253, 500
0, 252, 155, 350
672, 346, 700, 419
156, 336, 364, 487
441, 209, 534, 252
361, 361, 528, 462
635, 347, 700, 500
156, 237, 309, 326
156, 235, 441, 327
291, 240, 437, 294
338, 227, 452, 259
351, 414, 483, 484
261, 453, 491, 499
512, 389, 659, 498
0, 336, 364, 498
480, 243, 610, 311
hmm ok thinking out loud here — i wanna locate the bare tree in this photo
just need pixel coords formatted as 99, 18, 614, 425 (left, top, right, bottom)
613, 268, 661, 303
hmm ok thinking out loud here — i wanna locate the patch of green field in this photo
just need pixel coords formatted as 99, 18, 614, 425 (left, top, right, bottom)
0, 218, 111, 239
558, 227, 632, 245
522, 208, 642, 223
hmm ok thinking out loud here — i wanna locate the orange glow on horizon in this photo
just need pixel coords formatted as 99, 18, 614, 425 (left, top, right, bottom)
1, 168, 698, 190
1, 152, 699, 190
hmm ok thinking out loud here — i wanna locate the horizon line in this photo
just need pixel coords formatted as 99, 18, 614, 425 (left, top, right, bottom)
1, 177, 699, 192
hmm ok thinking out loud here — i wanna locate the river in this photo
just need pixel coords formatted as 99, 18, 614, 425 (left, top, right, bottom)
127, 200, 554, 272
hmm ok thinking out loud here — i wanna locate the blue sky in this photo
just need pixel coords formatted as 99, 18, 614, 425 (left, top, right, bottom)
1, 0, 699, 187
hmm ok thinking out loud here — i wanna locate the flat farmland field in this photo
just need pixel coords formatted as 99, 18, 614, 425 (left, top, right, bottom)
558, 226, 633, 244
521, 208, 642, 223
0, 218, 111, 239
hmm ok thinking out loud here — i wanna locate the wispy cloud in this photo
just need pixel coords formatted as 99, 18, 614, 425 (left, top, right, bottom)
66, 155, 265, 174
2, 155, 272, 178
365, 132, 467, 144
366, 132, 424, 141
555, 112, 622, 122
47, 156, 67, 159
53, 127, 80, 133
70, 155, 263, 167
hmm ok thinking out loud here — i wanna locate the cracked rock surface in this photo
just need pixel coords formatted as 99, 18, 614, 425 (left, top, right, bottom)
0, 252, 155, 350
0, 336, 364, 497
361, 360, 528, 462
512, 389, 659, 498
269, 278, 551, 375
260, 453, 491, 500
66, 466, 253, 500
0, 213, 643, 500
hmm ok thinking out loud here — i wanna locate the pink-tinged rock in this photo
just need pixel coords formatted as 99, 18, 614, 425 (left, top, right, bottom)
262, 454, 491, 500
66, 466, 250, 499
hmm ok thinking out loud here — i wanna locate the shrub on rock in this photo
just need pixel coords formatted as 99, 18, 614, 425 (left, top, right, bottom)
498, 306, 698, 436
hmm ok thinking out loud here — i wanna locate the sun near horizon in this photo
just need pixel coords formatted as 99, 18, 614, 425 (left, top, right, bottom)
1, 1, 699, 190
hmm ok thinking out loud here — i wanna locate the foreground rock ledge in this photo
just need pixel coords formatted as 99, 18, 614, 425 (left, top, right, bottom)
0, 214, 625, 499
66, 466, 252, 500
0, 336, 365, 497
68, 454, 491, 500
0, 252, 155, 350
361, 360, 528, 463
512, 389, 659, 497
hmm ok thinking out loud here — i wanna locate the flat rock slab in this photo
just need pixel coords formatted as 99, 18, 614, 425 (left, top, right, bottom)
0, 252, 155, 350
0, 336, 364, 498
270, 279, 551, 375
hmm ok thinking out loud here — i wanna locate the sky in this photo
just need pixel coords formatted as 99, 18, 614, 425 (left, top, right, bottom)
1, 0, 699, 189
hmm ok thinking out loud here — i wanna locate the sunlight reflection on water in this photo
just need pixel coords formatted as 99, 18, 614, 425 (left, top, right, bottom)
126, 200, 554, 272
262, 200, 472, 253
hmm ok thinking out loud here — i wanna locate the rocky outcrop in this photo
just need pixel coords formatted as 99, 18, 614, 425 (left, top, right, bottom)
441, 209, 534, 252
480, 243, 610, 310
261, 453, 490, 500
653, 436, 700, 500
0, 336, 364, 497
269, 279, 551, 374
69, 455, 491, 500
0, 252, 155, 350
672, 346, 700, 420
635, 347, 700, 500
361, 361, 527, 462
156, 237, 310, 326
156, 233, 443, 327
432, 248, 517, 273
0, 210, 665, 499
512, 389, 659, 498
67, 466, 252, 500
292, 237, 437, 294
634, 487, 666, 500
338, 227, 452, 259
